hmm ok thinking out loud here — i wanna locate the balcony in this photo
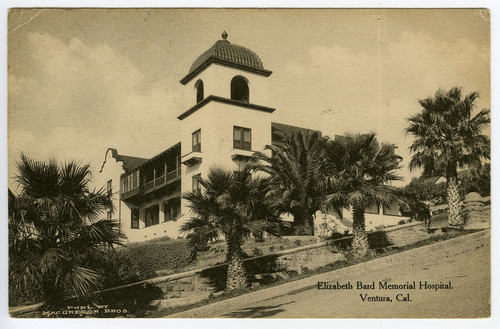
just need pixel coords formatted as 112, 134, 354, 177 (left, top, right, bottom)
122, 186, 141, 200
230, 148, 255, 161
181, 151, 203, 167
167, 167, 181, 181
122, 167, 181, 202
121, 142, 181, 204
143, 167, 181, 195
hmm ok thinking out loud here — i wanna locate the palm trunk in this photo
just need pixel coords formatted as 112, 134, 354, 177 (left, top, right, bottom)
446, 174, 463, 228
307, 213, 315, 236
42, 276, 65, 306
292, 210, 315, 236
225, 238, 247, 290
351, 207, 370, 258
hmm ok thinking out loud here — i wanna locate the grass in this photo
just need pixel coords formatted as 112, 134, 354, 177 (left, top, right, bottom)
144, 227, 481, 318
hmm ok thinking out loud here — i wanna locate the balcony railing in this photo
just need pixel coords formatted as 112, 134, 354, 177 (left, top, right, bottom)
155, 175, 166, 187
122, 167, 181, 199
144, 180, 154, 193
166, 167, 181, 183
143, 167, 181, 195
122, 186, 140, 200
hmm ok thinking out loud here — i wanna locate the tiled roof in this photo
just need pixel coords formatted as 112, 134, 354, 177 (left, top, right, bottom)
189, 40, 265, 74
180, 33, 272, 84
271, 122, 321, 140
421, 170, 470, 185
116, 154, 149, 172
101, 148, 149, 173
421, 176, 441, 185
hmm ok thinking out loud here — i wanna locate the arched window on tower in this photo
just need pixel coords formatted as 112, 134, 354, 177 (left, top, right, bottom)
195, 79, 204, 103
230, 76, 249, 103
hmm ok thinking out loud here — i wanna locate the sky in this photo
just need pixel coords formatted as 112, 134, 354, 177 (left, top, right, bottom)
7, 8, 490, 191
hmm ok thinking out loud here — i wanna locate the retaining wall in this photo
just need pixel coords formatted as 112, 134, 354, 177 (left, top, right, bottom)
95, 222, 432, 308
170, 229, 490, 318
462, 198, 490, 229
11, 221, 439, 315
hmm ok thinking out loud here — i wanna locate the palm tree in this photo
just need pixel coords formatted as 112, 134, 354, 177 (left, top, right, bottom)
396, 190, 432, 228
9, 154, 123, 305
181, 166, 280, 290
324, 134, 402, 258
251, 129, 327, 235
406, 87, 490, 228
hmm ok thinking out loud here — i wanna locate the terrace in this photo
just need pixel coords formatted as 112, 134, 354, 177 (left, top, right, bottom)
121, 143, 182, 204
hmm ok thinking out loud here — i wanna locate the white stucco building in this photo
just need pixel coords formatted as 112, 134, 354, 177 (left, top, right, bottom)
98, 32, 408, 243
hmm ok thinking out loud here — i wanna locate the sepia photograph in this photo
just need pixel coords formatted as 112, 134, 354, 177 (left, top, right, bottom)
5, 6, 493, 322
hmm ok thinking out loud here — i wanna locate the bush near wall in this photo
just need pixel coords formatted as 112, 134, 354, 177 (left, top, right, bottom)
9, 239, 194, 308
118, 238, 195, 275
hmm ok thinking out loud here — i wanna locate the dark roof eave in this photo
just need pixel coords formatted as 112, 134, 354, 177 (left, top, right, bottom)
180, 57, 272, 85
137, 142, 181, 170
177, 95, 276, 121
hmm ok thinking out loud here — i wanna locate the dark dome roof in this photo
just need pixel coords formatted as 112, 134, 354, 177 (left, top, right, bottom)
189, 39, 265, 73
180, 32, 272, 85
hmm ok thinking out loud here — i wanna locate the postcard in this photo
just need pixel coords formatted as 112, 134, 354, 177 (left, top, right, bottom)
7, 8, 491, 321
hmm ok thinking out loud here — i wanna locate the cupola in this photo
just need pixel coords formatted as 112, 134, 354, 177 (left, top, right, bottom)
180, 31, 272, 85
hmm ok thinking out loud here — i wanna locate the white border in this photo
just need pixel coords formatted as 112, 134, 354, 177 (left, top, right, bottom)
1, 1, 498, 329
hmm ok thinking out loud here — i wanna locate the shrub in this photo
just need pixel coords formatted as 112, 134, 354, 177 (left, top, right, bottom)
121, 239, 195, 275
10, 239, 193, 307
398, 219, 407, 225
97, 249, 158, 288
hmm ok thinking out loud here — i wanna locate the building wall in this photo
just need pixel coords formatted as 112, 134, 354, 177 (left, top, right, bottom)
341, 203, 410, 231
179, 64, 274, 232
95, 150, 128, 239
123, 190, 182, 243
182, 63, 271, 110
179, 103, 274, 223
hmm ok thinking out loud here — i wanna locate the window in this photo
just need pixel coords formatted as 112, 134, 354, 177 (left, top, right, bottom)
144, 205, 160, 227
192, 129, 201, 152
195, 79, 204, 103
131, 209, 140, 229
107, 180, 112, 197
122, 171, 139, 193
164, 197, 181, 221
107, 210, 113, 220
231, 76, 249, 103
383, 204, 400, 216
365, 204, 380, 215
233, 126, 252, 150
192, 174, 201, 193
133, 170, 138, 187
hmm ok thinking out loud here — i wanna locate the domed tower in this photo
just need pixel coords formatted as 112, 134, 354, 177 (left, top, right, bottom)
178, 32, 275, 198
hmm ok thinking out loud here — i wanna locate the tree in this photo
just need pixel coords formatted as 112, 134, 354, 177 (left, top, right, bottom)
406, 87, 490, 228
402, 176, 447, 205
324, 134, 402, 258
396, 189, 432, 228
181, 166, 280, 290
460, 163, 490, 197
251, 129, 327, 235
9, 154, 122, 305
